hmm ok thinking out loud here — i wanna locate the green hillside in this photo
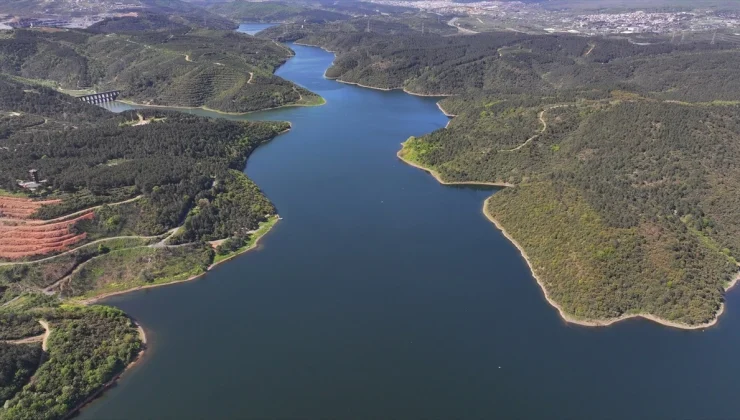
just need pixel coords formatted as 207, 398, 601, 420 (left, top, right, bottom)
0, 73, 291, 419
208, 1, 350, 23
401, 93, 740, 326
262, 27, 740, 102
0, 27, 322, 113
267, 24, 740, 326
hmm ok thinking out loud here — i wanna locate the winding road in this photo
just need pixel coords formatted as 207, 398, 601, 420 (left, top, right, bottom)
499, 105, 567, 152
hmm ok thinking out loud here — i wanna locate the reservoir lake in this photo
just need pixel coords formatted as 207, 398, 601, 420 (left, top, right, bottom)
81, 25, 740, 420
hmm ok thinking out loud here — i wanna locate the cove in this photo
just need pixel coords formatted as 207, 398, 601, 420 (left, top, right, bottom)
81, 32, 740, 419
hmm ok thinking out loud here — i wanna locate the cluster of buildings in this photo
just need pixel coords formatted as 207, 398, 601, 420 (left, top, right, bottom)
17, 170, 47, 191
364, 0, 530, 17
571, 10, 740, 35
0, 0, 143, 29
364, 0, 740, 36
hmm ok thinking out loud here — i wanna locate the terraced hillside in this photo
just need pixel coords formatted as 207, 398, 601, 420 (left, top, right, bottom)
0, 27, 322, 113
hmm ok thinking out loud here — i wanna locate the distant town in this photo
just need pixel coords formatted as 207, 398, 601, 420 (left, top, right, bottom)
0, 0, 144, 29
366, 0, 740, 36
1, 0, 739, 38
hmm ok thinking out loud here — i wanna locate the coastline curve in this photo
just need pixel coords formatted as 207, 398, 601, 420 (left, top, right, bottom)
394, 113, 738, 331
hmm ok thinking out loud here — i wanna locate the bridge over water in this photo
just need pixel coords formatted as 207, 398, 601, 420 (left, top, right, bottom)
79, 91, 121, 104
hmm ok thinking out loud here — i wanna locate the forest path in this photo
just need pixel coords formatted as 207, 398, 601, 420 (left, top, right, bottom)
447, 18, 479, 35
39, 320, 50, 351
0, 233, 157, 269
499, 105, 566, 152
0, 196, 145, 267
584, 43, 596, 56
1, 320, 50, 350
0, 195, 143, 226
43, 230, 185, 298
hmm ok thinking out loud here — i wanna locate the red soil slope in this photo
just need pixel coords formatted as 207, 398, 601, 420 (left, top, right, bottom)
0, 197, 92, 259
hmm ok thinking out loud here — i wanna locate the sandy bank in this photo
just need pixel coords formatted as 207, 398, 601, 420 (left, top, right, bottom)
436, 102, 457, 118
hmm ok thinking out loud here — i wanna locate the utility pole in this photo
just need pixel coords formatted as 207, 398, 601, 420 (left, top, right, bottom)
366, 18, 371, 33
680, 31, 685, 44
421, 22, 424, 34
711, 31, 717, 45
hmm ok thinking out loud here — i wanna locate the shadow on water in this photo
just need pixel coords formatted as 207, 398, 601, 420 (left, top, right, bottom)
82, 27, 740, 420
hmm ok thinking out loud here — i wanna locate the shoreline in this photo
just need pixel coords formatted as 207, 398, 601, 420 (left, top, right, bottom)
396, 136, 738, 330
61, 99, 288, 416
482, 196, 740, 330
117, 96, 325, 116
292, 41, 455, 98
436, 102, 457, 118
396, 144, 513, 188
436, 102, 455, 128
64, 320, 149, 420
78, 217, 280, 306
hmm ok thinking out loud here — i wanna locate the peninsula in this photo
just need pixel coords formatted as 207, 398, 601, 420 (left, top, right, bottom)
0, 12, 324, 419
259, 19, 740, 329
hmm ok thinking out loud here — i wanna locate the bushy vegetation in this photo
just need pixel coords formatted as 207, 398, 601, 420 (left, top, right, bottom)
65, 244, 214, 298
403, 94, 740, 325
173, 170, 275, 244
0, 305, 142, 420
261, 26, 739, 101
268, 24, 740, 325
209, 1, 350, 24
0, 77, 287, 233
0, 16, 297, 419
0, 344, 42, 407
0, 75, 286, 301
0, 237, 154, 304
0, 27, 321, 113
0, 314, 43, 340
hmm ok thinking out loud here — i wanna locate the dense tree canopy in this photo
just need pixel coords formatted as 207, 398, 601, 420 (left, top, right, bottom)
0, 27, 321, 113
260, 25, 740, 102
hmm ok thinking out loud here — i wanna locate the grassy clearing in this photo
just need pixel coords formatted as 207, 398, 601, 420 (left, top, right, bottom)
0, 189, 28, 198
296, 94, 326, 106
68, 244, 213, 299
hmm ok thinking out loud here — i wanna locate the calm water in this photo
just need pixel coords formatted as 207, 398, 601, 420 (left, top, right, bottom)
237, 23, 277, 35
82, 27, 740, 420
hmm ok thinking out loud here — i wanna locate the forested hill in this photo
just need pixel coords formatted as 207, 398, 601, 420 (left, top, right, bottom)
0, 75, 289, 419
0, 25, 322, 113
260, 26, 740, 102
402, 91, 740, 326
261, 22, 740, 326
